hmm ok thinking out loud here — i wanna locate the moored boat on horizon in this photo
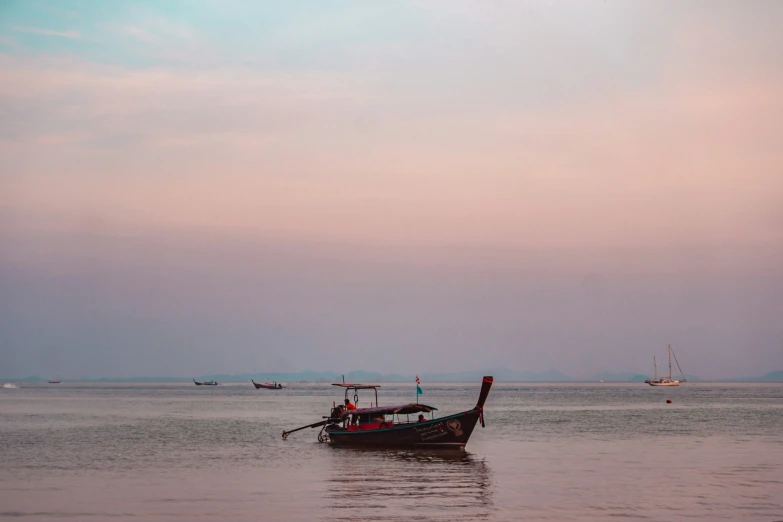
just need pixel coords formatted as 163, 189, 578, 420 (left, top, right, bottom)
645, 345, 686, 386
193, 379, 219, 386
252, 378, 284, 389
282, 376, 493, 449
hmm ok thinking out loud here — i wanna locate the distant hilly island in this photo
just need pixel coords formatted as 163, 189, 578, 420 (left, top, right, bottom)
6, 369, 783, 383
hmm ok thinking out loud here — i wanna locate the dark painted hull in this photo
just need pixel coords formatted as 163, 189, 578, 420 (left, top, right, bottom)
251, 380, 282, 389
325, 409, 482, 449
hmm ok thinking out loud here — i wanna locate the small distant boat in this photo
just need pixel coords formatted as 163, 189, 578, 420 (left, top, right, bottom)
3, 383, 19, 389
645, 344, 687, 387
193, 379, 219, 386
48, 380, 61, 384
252, 378, 283, 390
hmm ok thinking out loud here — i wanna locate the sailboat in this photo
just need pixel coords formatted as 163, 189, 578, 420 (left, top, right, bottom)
645, 344, 686, 386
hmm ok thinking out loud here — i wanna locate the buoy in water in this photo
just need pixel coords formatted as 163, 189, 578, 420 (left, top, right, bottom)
666, 399, 672, 403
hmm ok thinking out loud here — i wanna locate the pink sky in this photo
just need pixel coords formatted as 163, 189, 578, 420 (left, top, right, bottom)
1, 2, 781, 378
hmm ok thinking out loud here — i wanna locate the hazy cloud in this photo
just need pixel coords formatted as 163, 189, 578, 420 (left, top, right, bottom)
12, 26, 82, 39
124, 26, 157, 44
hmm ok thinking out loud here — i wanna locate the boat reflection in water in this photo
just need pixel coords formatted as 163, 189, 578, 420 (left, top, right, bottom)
323, 448, 493, 521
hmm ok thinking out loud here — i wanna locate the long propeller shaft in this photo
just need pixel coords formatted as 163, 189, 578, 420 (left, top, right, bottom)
281, 419, 328, 440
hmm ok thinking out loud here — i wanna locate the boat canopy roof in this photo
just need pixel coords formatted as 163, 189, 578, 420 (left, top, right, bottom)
350, 403, 437, 415
331, 383, 380, 389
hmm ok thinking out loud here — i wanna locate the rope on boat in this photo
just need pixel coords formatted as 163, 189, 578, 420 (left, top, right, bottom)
671, 347, 686, 380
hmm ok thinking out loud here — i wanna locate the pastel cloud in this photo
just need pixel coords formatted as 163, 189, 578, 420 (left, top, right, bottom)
12, 26, 82, 39
1, 44, 781, 251
124, 26, 157, 44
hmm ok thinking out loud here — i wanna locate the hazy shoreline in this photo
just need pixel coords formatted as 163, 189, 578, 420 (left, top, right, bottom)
5, 374, 782, 384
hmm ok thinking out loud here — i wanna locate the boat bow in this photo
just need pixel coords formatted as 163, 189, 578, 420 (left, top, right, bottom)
475, 376, 493, 427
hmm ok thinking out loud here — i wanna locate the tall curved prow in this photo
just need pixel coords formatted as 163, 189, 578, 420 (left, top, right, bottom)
475, 376, 494, 428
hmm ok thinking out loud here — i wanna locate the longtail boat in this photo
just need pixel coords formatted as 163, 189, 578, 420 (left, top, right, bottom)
251, 378, 283, 390
282, 376, 493, 449
193, 379, 219, 386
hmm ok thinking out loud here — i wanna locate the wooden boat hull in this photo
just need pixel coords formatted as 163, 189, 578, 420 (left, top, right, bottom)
325, 409, 483, 449
282, 376, 493, 448
193, 380, 218, 386
647, 381, 680, 386
251, 379, 282, 389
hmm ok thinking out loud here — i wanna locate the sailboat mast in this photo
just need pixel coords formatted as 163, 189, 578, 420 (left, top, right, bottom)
654, 356, 658, 380
671, 346, 686, 381
668, 344, 672, 379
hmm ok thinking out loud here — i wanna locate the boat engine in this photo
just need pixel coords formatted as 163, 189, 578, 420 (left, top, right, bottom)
329, 405, 346, 422
282, 405, 347, 442
312, 405, 345, 443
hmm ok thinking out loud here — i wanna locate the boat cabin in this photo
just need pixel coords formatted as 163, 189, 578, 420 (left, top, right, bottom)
331, 382, 437, 431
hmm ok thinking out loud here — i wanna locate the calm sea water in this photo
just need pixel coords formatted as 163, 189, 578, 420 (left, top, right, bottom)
1, 382, 782, 521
